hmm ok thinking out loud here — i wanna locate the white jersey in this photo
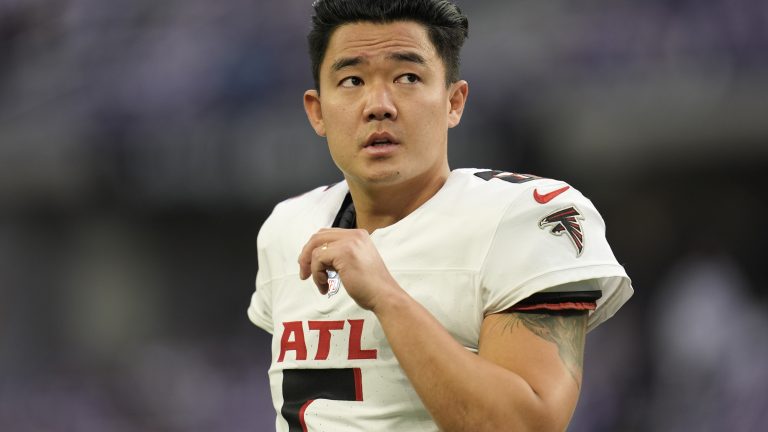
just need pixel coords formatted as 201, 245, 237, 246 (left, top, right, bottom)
248, 168, 633, 432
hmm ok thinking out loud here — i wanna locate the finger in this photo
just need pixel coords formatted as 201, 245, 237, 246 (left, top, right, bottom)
310, 245, 332, 293
298, 229, 351, 280
317, 227, 344, 233
298, 232, 332, 279
316, 270, 330, 295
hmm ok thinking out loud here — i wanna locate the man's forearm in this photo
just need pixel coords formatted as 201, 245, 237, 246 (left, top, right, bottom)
371, 286, 568, 432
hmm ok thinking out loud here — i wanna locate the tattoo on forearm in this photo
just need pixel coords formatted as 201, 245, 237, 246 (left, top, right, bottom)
500, 311, 588, 385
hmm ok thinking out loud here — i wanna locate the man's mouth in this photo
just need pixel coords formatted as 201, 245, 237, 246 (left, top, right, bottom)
368, 139, 393, 147
364, 132, 399, 148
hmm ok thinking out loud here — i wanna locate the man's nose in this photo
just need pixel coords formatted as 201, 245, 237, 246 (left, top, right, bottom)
363, 83, 397, 121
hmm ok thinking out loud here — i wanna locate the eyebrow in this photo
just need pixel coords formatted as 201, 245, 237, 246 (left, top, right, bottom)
330, 51, 427, 73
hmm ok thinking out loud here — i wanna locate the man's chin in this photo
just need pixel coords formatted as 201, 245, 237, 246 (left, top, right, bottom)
348, 169, 402, 186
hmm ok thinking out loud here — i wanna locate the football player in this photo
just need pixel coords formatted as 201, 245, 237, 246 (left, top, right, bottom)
248, 1, 633, 431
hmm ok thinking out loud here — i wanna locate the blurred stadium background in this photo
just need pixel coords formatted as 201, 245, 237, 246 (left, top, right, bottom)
1, 0, 767, 430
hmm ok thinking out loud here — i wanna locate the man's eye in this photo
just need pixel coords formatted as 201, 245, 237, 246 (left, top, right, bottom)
340, 77, 363, 87
395, 73, 420, 84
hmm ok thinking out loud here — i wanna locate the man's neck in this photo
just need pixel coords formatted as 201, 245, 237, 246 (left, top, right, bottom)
347, 168, 450, 233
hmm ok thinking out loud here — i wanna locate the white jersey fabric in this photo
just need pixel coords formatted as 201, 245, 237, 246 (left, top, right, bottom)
248, 168, 633, 432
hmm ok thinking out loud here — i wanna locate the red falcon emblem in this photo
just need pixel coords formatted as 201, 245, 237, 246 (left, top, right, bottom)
539, 207, 585, 256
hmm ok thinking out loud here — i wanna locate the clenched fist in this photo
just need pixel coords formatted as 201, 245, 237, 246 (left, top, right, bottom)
298, 228, 402, 311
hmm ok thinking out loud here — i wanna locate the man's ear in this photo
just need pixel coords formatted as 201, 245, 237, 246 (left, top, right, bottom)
303, 89, 326, 137
447, 80, 469, 129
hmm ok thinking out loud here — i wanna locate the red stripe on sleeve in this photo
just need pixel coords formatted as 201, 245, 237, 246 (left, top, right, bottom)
509, 301, 597, 312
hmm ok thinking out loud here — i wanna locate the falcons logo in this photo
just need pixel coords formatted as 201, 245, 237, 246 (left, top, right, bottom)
539, 207, 585, 256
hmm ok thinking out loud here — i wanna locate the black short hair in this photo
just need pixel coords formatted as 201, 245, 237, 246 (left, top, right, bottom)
308, 0, 469, 90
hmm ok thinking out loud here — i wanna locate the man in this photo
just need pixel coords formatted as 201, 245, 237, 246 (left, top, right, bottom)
248, 1, 633, 431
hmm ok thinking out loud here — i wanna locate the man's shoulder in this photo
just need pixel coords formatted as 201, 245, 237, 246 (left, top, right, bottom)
259, 181, 348, 240
448, 168, 597, 223
453, 168, 557, 188
450, 168, 569, 204
272, 181, 347, 215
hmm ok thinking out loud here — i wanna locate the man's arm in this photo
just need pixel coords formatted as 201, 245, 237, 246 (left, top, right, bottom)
300, 228, 587, 432
373, 290, 586, 432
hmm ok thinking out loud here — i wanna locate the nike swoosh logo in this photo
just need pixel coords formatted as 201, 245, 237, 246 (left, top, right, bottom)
533, 185, 570, 204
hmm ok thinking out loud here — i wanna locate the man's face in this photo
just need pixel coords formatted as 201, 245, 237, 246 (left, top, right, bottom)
304, 21, 468, 189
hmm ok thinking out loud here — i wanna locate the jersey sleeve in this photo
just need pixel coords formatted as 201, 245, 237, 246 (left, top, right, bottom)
247, 216, 276, 334
479, 184, 633, 331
